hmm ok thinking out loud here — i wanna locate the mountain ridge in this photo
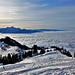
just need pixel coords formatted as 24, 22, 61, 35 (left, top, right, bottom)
0, 26, 62, 33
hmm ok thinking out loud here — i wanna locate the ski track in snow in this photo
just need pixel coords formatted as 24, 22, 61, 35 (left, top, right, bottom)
0, 59, 75, 75
0, 53, 75, 75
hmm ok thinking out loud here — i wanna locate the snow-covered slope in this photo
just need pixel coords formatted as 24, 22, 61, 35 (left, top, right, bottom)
0, 41, 19, 56
0, 42, 75, 75
0, 31, 75, 75
0, 51, 75, 75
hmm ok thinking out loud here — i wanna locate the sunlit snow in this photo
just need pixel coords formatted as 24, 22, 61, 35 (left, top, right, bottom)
0, 31, 75, 75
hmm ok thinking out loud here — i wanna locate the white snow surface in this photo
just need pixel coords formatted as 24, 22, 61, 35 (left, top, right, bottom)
0, 31, 75, 75
0, 51, 75, 75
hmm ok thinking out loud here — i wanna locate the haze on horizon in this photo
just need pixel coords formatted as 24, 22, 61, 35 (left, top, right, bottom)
0, 0, 75, 30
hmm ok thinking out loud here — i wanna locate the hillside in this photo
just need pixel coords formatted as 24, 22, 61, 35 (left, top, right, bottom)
0, 50, 75, 75
0, 31, 75, 75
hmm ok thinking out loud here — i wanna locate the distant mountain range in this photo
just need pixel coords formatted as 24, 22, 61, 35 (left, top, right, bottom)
0, 26, 62, 33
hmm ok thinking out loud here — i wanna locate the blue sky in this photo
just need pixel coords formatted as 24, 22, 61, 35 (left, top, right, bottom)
0, 0, 75, 30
